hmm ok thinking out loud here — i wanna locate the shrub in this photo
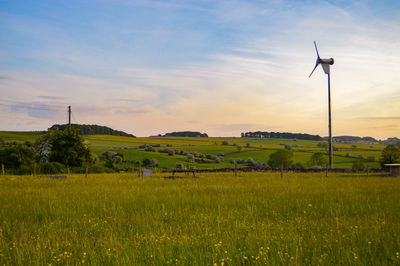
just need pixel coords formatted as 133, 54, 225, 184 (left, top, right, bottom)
246, 143, 250, 148
237, 146, 243, 151
186, 154, 194, 162
175, 163, 184, 170
317, 142, 329, 148
380, 145, 400, 167
246, 157, 255, 166
168, 150, 174, 156
151, 158, 158, 167
352, 160, 365, 171
37, 162, 66, 174
293, 162, 305, 169
308, 152, 328, 168
217, 152, 224, 157
228, 158, 235, 164
144, 146, 155, 152
222, 141, 228, 145
268, 149, 293, 169
367, 156, 376, 162
357, 154, 364, 160
142, 158, 151, 167
236, 158, 244, 164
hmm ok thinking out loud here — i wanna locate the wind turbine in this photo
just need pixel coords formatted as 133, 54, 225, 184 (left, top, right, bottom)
309, 41, 334, 169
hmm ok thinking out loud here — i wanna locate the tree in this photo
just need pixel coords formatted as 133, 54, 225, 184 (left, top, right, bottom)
222, 141, 228, 145
352, 160, 365, 171
317, 142, 329, 149
237, 146, 243, 151
380, 145, 400, 168
267, 149, 293, 169
40, 128, 91, 167
142, 158, 151, 167
151, 158, 158, 167
308, 152, 328, 168
0, 144, 37, 173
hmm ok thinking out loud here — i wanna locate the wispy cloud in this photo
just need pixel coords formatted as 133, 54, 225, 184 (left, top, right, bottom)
0, 0, 399, 138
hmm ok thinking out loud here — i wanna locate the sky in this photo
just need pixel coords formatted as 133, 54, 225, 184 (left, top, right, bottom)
0, 0, 399, 139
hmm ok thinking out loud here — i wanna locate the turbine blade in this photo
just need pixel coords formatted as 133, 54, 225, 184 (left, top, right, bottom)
314, 41, 320, 58
309, 63, 319, 78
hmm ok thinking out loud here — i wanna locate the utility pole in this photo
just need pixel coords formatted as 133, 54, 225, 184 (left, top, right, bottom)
68, 105, 71, 129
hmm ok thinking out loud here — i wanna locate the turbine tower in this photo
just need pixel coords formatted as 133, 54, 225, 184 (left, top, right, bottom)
309, 41, 334, 169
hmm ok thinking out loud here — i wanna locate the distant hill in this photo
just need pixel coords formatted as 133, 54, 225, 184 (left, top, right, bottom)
332, 136, 378, 143
382, 137, 400, 144
49, 124, 135, 137
160, 131, 208, 137
241, 131, 323, 141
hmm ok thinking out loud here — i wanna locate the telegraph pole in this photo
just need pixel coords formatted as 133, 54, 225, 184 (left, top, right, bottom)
68, 106, 71, 129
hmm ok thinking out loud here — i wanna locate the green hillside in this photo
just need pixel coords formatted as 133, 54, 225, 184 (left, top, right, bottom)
0, 132, 386, 170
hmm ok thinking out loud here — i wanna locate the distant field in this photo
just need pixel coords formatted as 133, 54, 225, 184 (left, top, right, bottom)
0, 131, 385, 169
0, 172, 399, 264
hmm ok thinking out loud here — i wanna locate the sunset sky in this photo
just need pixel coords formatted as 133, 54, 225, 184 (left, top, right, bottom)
1, 0, 399, 139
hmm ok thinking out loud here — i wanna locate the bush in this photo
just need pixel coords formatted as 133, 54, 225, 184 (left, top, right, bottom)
246, 157, 255, 166
357, 154, 364, 160
268, 149, 293, 169
352, 160, 365, 171
186, 154, 194, 162
168, 150, 174, 156
228, 158, 235, 164
237, 146, 243, 151
246, 143, 250, 148
151, 158, 158, 167
217, 152, 224, 157
308, 152, 328, 168
222, 141, 228, 145
236, 158, 244, 164
317, 142, 329, 148
142, 158, 151, 167
367, 156, 376, 162
293, 162, 305, 169
37, 162, 66, 174
380, 145, 400, 168
144, 146, 155, 152
175, 163, 184, 170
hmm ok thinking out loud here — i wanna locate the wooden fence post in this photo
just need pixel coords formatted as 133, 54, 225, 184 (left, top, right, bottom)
138, 162, 142, 177
1, 163, 4, 176
33, 162, 36, 177
234, 161, 237, 177
85, 161, 89, 178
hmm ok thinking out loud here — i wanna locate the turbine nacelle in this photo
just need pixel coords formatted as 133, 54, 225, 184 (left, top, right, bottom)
318, 58, 334, 65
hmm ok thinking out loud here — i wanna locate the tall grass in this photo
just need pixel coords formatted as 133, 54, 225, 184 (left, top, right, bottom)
0, 172, 399, 265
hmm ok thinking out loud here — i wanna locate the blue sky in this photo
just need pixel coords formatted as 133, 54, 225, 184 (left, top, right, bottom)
1, 0, 400, 138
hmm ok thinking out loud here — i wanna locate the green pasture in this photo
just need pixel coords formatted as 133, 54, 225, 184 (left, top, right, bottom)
0, 131, 385, 169
0, 172, 399, 265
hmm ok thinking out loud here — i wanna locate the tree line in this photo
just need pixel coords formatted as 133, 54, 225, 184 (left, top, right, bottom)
49, 124, 135, 137
241, 131, 323, 141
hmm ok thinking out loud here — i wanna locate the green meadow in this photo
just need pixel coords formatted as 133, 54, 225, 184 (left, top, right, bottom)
0, 132, 385, 170
0, 172, 399, 265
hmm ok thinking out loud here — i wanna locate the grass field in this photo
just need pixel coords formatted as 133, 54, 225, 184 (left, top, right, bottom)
0, 131, 385, 170
0, 172, 399, 265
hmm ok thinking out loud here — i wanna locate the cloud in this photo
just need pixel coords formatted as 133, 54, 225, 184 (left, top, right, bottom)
1, 1, 399, 138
